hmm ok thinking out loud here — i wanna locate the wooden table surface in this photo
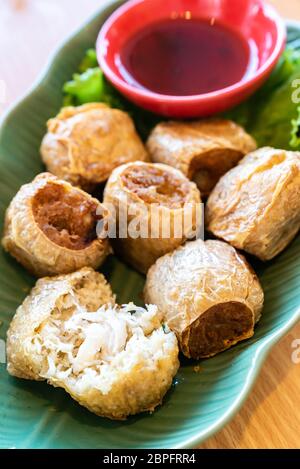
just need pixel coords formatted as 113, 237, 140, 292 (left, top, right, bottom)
0, 0, 300, 450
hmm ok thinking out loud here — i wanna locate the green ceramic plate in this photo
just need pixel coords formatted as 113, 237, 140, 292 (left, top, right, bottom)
0, 1, 299, 449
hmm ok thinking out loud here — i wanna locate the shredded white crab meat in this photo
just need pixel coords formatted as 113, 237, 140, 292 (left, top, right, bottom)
30, 291, 173, 395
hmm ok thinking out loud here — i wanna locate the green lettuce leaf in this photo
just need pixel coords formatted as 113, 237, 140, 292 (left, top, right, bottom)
225, 47, 300, 150
63, 68, 106, 105
79, 48, 98, 72
250, 68, 300, 150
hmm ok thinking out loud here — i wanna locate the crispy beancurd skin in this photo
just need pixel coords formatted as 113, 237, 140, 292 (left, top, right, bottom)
6, 268, 179, 420
6, 268, 115, 380
147, 119, 257, 197
40, 103, 149, 190
2, 173, 111, 277
103, 161, 202, 274
144, 239, 264, 359
206, 147, 300, 261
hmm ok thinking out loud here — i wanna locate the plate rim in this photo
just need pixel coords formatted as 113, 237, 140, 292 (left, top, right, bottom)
0, 2, 299, 448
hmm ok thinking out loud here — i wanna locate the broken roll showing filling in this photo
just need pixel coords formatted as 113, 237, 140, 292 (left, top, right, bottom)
6, 268, 179, 420
147, 119, 256, 197
2, 173, 111, 277
144, 239, 264, 359
104, 161, 202, 274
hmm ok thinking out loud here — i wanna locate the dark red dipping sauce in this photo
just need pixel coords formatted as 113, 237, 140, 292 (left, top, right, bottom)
118, 18, 250, 96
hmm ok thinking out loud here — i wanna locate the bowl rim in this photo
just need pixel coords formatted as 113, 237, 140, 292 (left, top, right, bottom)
96, 0, 287, 104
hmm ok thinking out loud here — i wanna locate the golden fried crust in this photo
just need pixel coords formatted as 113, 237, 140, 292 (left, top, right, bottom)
40, 103, 149, 190
103, 161, 202, 274
52, 354, 179, 420
6, 269, 179, 420
6, 268, 115, 380
144, 239, 264, 359
147, 119, 257, 197
2, 173, 111, 277
206, 147, 300, 261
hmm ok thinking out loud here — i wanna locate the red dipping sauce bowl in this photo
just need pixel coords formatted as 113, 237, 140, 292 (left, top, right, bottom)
97, 0, 286, 118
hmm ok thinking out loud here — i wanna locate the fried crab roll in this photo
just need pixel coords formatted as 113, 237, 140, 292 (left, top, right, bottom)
7, 268, 179, 420
147, 119, 256, 197
2, 173, 111, 277
103, 161, 202, 274
40, 103, 148, 190
206, 147, 300, 261
144, 239, 264, 359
